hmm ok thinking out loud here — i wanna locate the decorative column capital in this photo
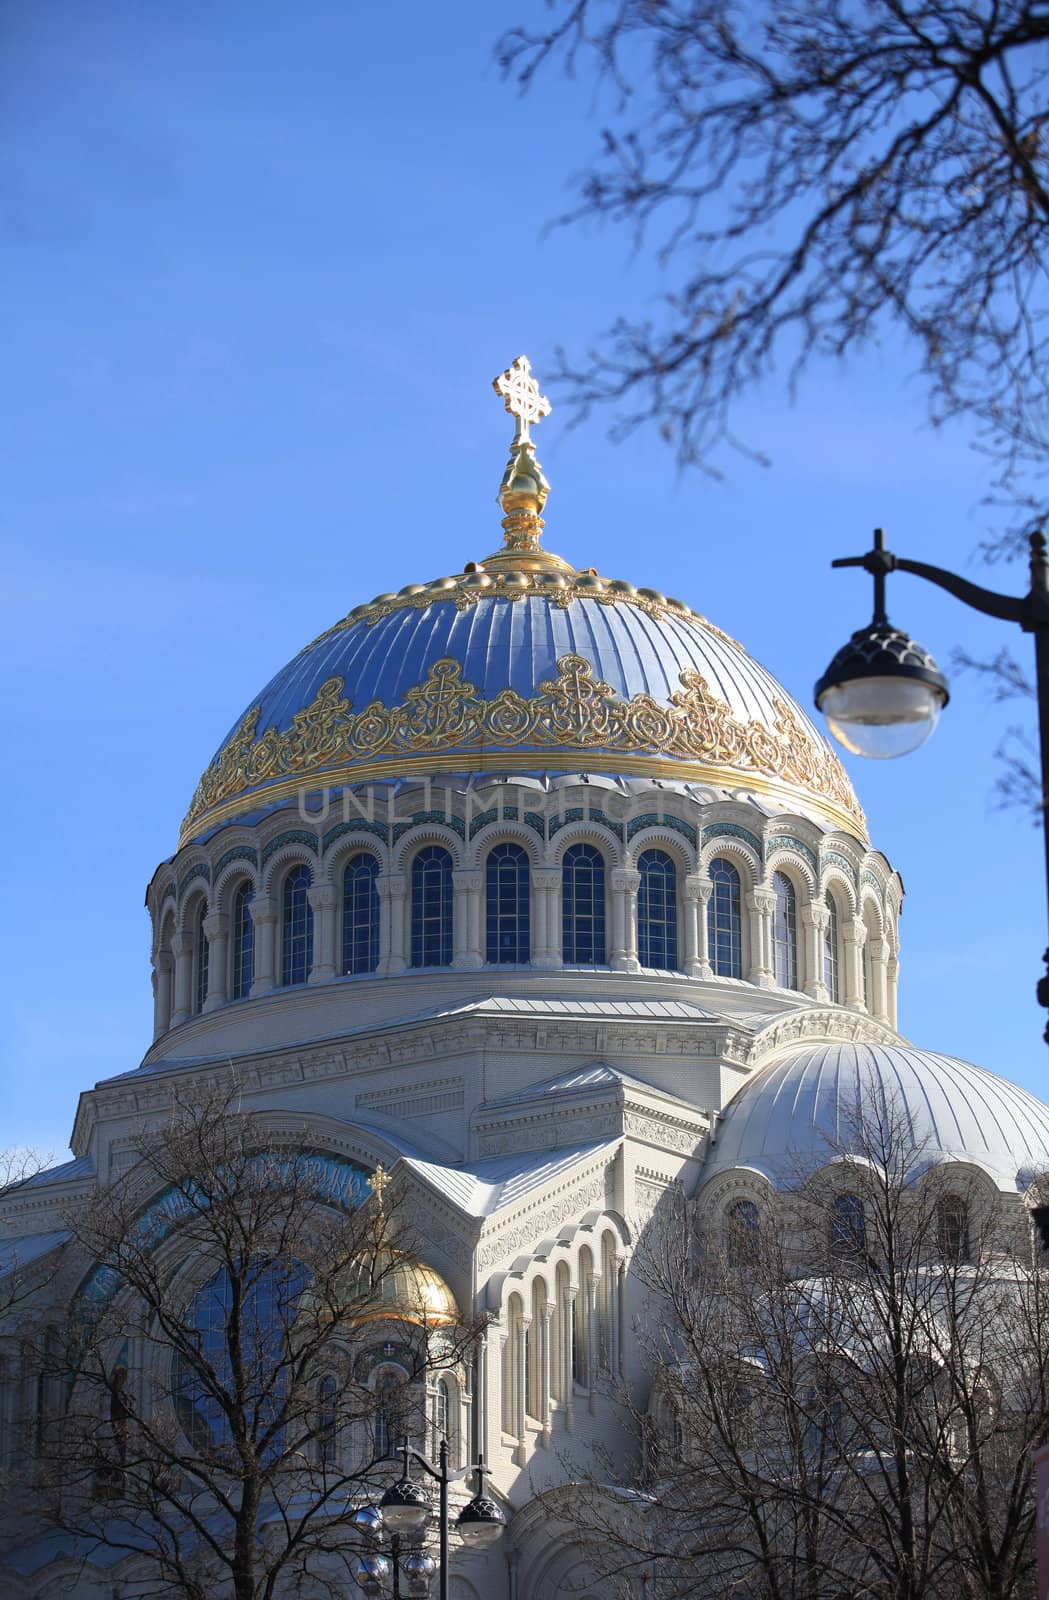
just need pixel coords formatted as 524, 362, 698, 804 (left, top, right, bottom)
307, 882, 337, 911
249, 895, 277, 926
799, 903, 829, 933
170, 931, 193, 959
202, 911, 229, 942
376, 872, 407, 901
531, 868, 561, 892
747, 889, 776, 915
452, 869, 484, 894
844, 916, 867, 949
611, 869, 641, 895
154, 948, 173, 974
683, 874, 712, 904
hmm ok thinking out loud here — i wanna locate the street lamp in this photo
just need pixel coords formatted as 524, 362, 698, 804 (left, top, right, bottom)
354, 1437, 506, 1598
815, 526, 1049, 1042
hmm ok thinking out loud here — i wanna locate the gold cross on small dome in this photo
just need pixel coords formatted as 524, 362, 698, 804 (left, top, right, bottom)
368, 1164, 390, 1209
492, 355, 552, 447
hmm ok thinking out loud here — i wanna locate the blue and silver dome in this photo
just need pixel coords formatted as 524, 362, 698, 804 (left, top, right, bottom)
703, 1039, 1049, 1193
180, 357, 863, 845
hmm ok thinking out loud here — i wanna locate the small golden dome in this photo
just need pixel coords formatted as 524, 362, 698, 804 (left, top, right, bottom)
321, 1249, 460, 1329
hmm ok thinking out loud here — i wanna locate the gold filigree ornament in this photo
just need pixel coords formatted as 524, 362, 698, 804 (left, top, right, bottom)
181, 654, 866, 844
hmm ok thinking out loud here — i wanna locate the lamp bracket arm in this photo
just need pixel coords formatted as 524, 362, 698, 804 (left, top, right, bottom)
891, 555, 1030, 626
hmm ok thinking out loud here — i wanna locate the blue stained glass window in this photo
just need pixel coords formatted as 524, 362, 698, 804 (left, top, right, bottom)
638, 849, 678, 970
831, 1193, 866, 1257
562, 843, 606, 965
193, 902, 209, 1015
282, 865, 313, 987
317, 1373, 338, 1468
411, 846, 453, 968
173, 1260, 305, 1453
342, 853, 380, 975
486, 842, 530, 964
231, 882, 255, 1001
772, 871, 798, 989
824, 892, 840, 1003
708, 857, 742, 979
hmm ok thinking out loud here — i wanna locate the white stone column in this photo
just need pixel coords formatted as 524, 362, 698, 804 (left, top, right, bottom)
152, 950, 173, 1039
169, 931, 194, 1027
610, 869, 641, 973
452, 869, 484, 969
886, 953, 900, 1030
683, 874, 712, 978
539, 1300, 553, 1445
307, 883, 337, 983
617, 1259, 627, 1376
747, 887, 776, 987
564, 1288, 577, 1433
531, 868, 561, 968
843, 916, 867, 1012
376, 873, 407, 975
868, 937, 890, 1024
515, 1315, 530, 1465
248, 895, 278, 997
800, 902, 830, 1002
201, 912, 229, 1011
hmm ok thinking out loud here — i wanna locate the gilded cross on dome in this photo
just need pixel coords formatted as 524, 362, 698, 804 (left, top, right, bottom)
492, 355, 552, 448
368, 1164, 390, 1211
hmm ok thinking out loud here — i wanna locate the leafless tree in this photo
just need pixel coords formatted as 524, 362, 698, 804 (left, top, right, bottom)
16, 1090, 478, 1600
501, 0, 1049, 558
555, 1088, 1049, 1599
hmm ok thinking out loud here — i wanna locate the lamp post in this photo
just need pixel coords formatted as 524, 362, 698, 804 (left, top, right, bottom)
814, 526, 1049, 1046
354, 1437, 507, 1599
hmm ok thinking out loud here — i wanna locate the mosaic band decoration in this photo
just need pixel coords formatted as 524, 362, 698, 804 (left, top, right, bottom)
183, 653, 864, 841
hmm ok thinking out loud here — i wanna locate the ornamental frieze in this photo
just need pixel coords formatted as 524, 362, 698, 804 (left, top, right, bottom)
183, 653, 864, 837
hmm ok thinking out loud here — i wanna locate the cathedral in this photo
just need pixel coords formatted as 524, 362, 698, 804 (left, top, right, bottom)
4, 357, 1049, 1599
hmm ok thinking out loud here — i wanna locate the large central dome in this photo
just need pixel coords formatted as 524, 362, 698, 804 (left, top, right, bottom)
181, 360, 863, 846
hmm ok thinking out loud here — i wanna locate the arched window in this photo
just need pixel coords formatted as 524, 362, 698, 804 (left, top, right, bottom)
342, 853, 380, 975
830, 1193, 866, 1258
638, 849, 678, 970
317, 1373, 338, 1468
562, 843, 606, 966
374, 1371, 402, 1460
486, 842, 530, 964
503, 1294, 524, 1437
824, 891, 841, 1003
725, 1199, 759, 1267
937, 1196, 971, 1263
575, 1246, 594, 1387
231, 882, 255, 1001
193, 901, 209, 1015
411, 846, 453, 968
174, 1261, 304, 1452
771, 871, 798, 989
428, 1375, 451, 1462
708, 857, 742, 979
281, 865, 313, 987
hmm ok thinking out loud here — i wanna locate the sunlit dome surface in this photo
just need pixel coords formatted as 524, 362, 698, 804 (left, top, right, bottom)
703, 1040, 1049, 1194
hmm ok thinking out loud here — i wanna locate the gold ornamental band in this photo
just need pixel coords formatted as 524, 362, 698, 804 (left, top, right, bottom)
180, 653, 865, 846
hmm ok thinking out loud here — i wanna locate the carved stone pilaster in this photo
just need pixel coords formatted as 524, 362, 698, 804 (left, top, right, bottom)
452, 869, 484, 969
307, 883, 338, 983
248, 895, 277, 997
799, 902, 830, 1003
611, 869, 641, 972
747, 888, 776, 987
683, 874, 712, 978
376, 873, 407, 975
201, 911, 230, 1010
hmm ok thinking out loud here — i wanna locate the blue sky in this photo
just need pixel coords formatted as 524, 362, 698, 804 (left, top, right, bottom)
3, 0, 1044, 1161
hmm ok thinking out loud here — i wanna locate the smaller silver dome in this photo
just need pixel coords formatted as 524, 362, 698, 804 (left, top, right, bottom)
703, 1040, 1049, 1194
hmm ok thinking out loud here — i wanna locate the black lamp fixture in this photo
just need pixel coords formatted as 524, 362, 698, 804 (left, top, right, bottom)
814, 530, 949, 758
357, 1438, 507, 1598
815, 525, 1049, 1055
